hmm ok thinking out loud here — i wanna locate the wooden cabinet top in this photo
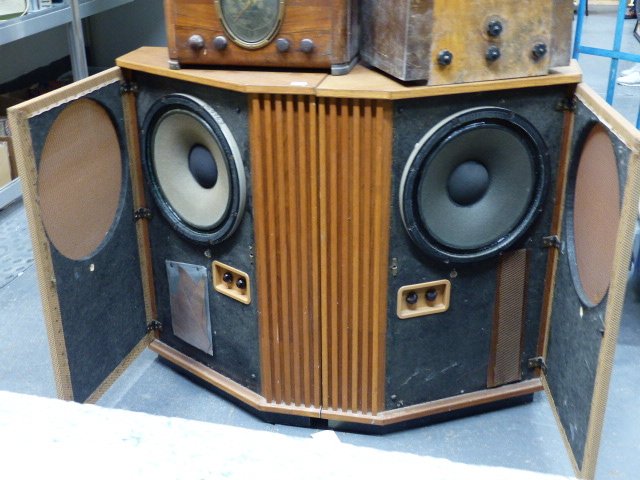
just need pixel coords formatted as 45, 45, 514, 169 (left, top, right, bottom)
117, 47, 583, 99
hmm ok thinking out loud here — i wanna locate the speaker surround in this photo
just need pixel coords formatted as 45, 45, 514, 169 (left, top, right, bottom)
400, 107, 549, 263
142, 93, 246, 245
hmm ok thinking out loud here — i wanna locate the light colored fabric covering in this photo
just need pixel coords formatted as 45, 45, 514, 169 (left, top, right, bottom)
0, 390, 576, 479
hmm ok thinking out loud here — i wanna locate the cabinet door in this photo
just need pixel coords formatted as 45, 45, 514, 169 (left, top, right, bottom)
544, 83, 640, 479
8, 68, 152, 403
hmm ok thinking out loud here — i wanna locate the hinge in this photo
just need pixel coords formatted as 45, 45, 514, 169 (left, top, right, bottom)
146, 320, 162, 333
134, 208, 152, 221
121, 82, 138, 94
542, 235, 561, 249
556, 97, 577, 112
528, 356, 548, 374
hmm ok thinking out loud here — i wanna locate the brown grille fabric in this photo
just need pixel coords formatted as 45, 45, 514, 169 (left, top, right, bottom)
573, 123, 620, 306
488, 249, 529, 388
38, 98, 122, 260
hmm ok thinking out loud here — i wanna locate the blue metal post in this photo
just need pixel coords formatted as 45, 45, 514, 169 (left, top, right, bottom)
605, 1, 629, 104
573, 0, 587, 59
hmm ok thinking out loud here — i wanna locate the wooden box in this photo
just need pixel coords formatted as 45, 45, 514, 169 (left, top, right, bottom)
360, 0, 573, 84
164, 0, 359, 75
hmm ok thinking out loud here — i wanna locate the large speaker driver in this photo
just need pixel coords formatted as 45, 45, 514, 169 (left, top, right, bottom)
400, 107, 549, 263
142, 94, 246, 245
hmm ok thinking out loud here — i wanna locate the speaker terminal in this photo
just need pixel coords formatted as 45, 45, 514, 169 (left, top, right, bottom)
212, 261, 251, 305
397, 280, 451, 319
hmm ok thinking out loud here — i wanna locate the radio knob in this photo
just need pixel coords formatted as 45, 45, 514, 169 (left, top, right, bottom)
486, 45, 501, 62
300, 38, 315, 53
214, 35, 228, 50
188, 34, 205, 51
276, 37, 291, 52
487, 20, 503, 37
532, 42, 548, 59
437, 49, 454, 66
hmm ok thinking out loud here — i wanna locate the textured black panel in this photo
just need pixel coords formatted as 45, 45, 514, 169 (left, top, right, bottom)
545, 99, 630, 469
134, 72, 261, 393
28, 81, 148, 403
386, 85, 568, 409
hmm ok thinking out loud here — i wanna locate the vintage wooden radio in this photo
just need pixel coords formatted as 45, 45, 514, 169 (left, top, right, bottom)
360, 0, 574, 84
164, 0, 359, 75
8, 47, 640, 480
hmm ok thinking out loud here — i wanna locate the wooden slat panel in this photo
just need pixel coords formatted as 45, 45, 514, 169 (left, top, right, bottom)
251, 94, 322, 408
319, 97, 393, 415
252, 94, 392, 415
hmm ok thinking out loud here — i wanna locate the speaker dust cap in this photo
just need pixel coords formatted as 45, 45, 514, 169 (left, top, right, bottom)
38, 98, 123, 260
142, 94, 246, 245
400, 107, 549, 263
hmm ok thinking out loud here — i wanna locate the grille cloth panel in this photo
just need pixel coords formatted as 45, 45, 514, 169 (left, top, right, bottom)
38, 99, 122, 260
488, 249, 528, 387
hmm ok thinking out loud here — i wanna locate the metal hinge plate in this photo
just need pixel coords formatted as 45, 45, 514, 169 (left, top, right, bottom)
556, 97, 577, 112
134, 208, 152, 221
121, 82, 138, 94
542, 235, 561, 249
146, 320, 162, 333
528, 356, 548, 374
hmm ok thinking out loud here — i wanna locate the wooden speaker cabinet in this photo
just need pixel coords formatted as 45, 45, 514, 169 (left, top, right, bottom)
164, 0, 359, 75
8, 48, 640, 480
360, 0, 574, 84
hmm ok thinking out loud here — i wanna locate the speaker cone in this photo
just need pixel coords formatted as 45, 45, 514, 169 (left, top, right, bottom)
566, 122, 620, 307
400, 107, 549, 262
142, 94, 246, 245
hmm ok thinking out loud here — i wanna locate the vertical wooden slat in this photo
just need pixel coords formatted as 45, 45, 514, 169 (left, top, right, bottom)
319, 97, 330, 410
328, 97, 340, 410
371, 101, 393, 415
339, 98, 351, 411
284, 95, 302, 406
350, 100, 361, 414
273, 95, 294, 404
250, 95, 273, 403
309, 96, 322, 409
295, 95, 310, 406
360, 99, 374, 414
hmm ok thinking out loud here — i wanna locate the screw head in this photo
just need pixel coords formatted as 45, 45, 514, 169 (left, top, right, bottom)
438, 49, 454, 66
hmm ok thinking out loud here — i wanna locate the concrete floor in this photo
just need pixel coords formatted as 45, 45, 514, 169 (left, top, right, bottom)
1, 5, 639, 480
